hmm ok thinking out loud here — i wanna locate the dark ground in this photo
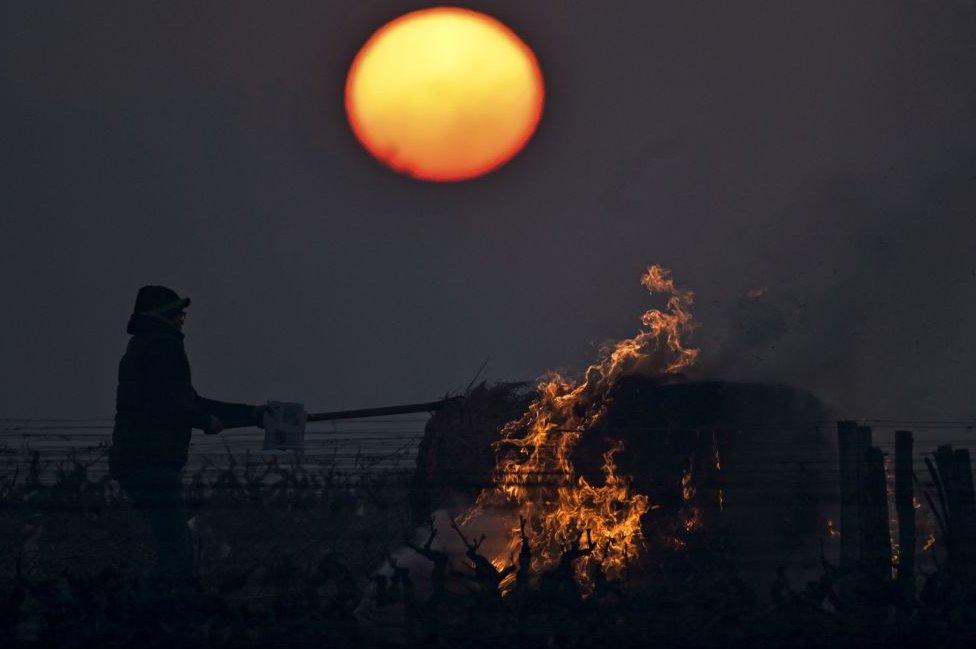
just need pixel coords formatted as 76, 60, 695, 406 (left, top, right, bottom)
2, 441, 975, 648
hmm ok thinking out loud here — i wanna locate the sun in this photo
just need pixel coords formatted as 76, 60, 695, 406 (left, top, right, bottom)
345, 7, 544, 182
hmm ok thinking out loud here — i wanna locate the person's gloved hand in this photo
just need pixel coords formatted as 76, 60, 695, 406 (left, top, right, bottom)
204, 415, 224, 435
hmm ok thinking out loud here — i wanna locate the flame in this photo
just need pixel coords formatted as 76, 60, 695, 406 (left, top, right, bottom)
678, 458, 704, 531
681, 459, 696, 502
826, 519, 840, 538
464, 265, 699, 589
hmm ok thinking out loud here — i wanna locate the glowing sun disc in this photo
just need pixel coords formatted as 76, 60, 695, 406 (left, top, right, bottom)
345, 7, 545, 182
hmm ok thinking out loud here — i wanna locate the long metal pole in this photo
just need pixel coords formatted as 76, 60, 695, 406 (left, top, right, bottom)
221, 397, 460, 430
305, 398, 459, 422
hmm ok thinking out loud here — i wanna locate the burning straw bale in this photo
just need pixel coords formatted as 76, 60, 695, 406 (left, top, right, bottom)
414, 265, 834, 592
411, 381, 534, 512
412, 376, 834, 590
577, 377, 831, 539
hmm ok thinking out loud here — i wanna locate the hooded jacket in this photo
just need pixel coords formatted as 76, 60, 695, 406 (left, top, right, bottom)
110, 313, 255, 478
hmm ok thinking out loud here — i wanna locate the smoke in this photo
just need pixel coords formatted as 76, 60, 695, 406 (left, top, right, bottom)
699, 166, 976, 421
701, 285, 854, 404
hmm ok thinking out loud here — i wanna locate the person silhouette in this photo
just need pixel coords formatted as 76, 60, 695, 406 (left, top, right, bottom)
110, 285, 265, 584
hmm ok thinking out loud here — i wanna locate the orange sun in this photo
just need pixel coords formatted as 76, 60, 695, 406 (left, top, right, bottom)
345, 7, 544, 182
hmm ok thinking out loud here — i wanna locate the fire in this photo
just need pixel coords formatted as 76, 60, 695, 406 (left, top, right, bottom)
680, 460, 704, 533
826, 519, 840, 538
464, 265, 699, 589
681, 460, 696, 502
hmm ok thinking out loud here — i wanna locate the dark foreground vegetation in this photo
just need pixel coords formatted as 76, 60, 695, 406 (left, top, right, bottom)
1, 448, 974, 648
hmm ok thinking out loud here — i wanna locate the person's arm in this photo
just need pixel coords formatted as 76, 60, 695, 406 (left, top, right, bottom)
194, 394, 259, 428
141, 337, 211, 430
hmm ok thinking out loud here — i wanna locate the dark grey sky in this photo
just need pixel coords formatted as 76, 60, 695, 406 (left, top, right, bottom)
2, 1, 974, 421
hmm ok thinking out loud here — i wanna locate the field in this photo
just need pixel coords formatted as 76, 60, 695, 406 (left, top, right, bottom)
1, 418, 975, 647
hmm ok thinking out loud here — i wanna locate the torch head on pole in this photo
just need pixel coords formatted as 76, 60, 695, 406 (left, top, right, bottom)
262, 401, 307, 451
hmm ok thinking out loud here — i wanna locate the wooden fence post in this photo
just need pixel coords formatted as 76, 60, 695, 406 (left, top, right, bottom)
934, 445, 959, 570
894, 430, 915, 597
838, 421, 871, 569
953, 448, 976, 580
861, 445, 892, 584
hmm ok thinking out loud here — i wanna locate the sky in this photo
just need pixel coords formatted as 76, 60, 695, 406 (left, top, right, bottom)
1, 1, 974, 422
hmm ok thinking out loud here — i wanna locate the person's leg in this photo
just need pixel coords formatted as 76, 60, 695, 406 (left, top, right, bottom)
124, 469, 193, 582
148, 470, 193, 580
